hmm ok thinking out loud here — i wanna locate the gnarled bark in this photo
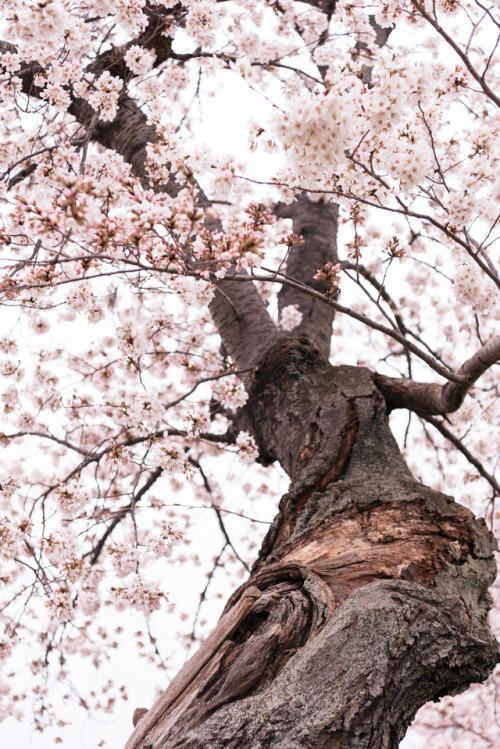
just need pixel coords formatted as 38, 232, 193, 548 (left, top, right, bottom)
3, 2, 498, 745
125, 339, 498, 749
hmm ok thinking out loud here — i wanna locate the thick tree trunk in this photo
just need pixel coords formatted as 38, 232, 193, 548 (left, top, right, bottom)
5, 11, 497, 745
125, 339, 498, 749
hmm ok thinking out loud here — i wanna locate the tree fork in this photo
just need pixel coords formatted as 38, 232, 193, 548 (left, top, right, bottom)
126, 340, 498, 748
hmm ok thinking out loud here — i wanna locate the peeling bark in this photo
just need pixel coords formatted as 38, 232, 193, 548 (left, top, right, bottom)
126, 339, 498, 749
162, 579, 497, 749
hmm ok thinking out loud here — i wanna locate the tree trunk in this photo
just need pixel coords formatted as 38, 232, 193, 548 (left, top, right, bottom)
125, 339, 498, 749
5, 14, 498, 745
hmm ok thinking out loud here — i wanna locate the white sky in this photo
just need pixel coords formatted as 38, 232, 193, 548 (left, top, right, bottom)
1, 6, 496, 749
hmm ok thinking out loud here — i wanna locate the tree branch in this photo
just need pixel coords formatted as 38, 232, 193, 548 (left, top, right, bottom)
275, 196, 339, 359
376, 335, 500, 415
189, 457, 250, 572
422, 416, 500, 497
87, 466, 163, 565
211, 268, 466, 382
412, 1, 500, 110
0, 31, 279, 372
269, 12, 394, 361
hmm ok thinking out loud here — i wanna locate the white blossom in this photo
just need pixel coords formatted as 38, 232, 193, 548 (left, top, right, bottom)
280, 304, 303, 331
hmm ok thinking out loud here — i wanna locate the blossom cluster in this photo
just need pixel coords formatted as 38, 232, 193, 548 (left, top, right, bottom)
0, 0, 498, 745
279, 304, 303, 331
314, 262, 342, 293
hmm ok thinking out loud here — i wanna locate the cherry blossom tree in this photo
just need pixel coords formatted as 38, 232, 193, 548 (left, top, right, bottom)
0, 1, 499, 747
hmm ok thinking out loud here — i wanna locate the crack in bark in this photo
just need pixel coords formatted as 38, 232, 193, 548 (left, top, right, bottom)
127, 339, 498, 748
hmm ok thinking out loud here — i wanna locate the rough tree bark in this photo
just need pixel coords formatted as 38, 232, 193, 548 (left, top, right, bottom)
125, 332, 498, 749
2, 6, 497, 745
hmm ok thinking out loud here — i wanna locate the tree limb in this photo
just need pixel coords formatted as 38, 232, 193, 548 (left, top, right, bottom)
376, 335, 500, 415
211, 268, 466, 382
275, 196, 339, 359
0, 31, 279, 372
422, 415, 500, 497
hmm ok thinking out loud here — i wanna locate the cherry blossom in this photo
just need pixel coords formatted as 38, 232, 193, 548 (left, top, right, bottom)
0, 0, 498, 746
279, 303, 303, 331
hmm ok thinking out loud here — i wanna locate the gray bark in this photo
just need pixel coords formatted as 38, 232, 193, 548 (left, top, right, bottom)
275, 197, 339, 360
127, 340, 498, 749
164, 580, 496, 749
376, 335, 500, 415
3, 18, 498, 747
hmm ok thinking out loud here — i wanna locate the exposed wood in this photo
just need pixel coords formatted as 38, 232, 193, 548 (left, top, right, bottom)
125, 586, 262, 749
125, 338, 498, 748
136, 564, 335, 747
165, 579, 497, 749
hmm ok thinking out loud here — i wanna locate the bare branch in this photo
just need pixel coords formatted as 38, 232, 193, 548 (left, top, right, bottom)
189, 457, 251, 572
87, 467, 163, 565
376, 335, 500, 415
423, 416, 500, 497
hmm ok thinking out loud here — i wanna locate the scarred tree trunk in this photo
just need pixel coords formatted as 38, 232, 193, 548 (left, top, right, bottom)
125, 339, 498, 749
3, 3, 499, 746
